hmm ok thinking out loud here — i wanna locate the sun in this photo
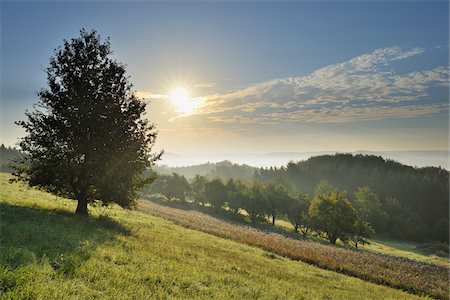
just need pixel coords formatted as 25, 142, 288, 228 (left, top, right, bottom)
170, 87, 201, 115
170, 88, 189, 104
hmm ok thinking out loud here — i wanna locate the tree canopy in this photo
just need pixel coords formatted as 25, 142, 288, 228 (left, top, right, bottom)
13, 29, 161, 215
309, 190, 359, 244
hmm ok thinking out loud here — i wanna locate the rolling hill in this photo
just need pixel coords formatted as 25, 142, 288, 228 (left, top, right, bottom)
0, 173, 434, 299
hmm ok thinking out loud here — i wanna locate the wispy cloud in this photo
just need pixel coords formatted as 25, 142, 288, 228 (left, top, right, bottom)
207, 103, 448, 124
193, 82, 216, 88
196, 47, 449, 124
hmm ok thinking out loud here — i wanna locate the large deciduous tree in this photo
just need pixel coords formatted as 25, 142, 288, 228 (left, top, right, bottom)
13, 29, 161, 215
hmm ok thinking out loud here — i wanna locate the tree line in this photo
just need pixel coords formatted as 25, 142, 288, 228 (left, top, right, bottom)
142, 174, 387, 248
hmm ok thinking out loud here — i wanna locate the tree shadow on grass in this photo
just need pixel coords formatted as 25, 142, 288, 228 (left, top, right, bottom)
0, 202, 130, 277
141, 198, 309, 242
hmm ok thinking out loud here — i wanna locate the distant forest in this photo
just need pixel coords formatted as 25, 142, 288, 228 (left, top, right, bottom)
155, 160, 256, 179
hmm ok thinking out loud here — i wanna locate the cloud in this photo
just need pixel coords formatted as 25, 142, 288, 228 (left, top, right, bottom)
207, 103, 448, 124
193, 82, 216, 88
196, 46, 449, 124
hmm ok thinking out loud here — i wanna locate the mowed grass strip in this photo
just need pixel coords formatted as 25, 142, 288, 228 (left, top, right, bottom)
138, 200, 449, 299
0, 173, 422, 299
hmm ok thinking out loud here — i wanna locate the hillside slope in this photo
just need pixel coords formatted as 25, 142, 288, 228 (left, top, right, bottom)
0, 173, 422, 299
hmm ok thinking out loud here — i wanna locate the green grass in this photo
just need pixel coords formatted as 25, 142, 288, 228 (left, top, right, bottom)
274, 219, 449, 267
138, 201, 449, 299
361, 236, 449, 267
0, 173, 426, 299
169, 196, 448, 269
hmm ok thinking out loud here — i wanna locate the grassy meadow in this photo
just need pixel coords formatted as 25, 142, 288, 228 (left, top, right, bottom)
138, 200, 449, 299
0, 172, 433, 299
272, 219, 449, 267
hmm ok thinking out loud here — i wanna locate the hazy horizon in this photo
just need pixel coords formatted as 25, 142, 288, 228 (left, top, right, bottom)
157, 150, 450, 169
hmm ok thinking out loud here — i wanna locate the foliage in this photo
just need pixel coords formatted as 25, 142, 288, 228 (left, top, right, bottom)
144, 175, 375, 246
285, 193, 311, 234
353, 186, 386, 230
254, 153, 449, 242
350, 219, 375, 249
142, 173, 190, 202
155, 160, 256, 180
309, 190, 358, 244
225, 179, 240, 214
382, 197, 427, 241
246, 182, 269, 224
190, 174, 207, 205
313, 180, 337, 199
264, 183, 291, 225
204, 178, 228, 210
12, 29, 161, 215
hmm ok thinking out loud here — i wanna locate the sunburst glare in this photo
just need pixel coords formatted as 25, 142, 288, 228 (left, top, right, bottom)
170, 87, 202, 115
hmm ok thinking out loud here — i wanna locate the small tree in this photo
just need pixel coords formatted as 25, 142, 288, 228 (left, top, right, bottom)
285, 192, 311, 234
190, 175, 207, 205
168, 173, 191, 202
350, 219, 374, 249
309, 190, 358, 244
240, 181, 267, 224
226, 179, 241, 214
205, 178, 227, 210
265, 183, 291, 226
13, 29, 161, 215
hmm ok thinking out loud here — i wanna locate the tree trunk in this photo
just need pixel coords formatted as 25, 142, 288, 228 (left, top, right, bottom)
75, 198, 88, 215
271, 215, 276, 226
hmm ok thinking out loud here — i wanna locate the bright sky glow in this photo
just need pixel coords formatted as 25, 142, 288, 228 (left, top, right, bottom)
170, 87, 202, 115
1, 1, 448, 167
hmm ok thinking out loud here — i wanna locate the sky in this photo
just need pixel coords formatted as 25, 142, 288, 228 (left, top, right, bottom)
1, 1, 449, 167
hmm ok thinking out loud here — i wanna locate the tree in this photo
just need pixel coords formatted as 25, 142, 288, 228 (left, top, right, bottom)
350, 219, 374, 249
167, 173, 191, 202
190, 175, 207, 205
353, 186, 384, 226
265, 183, 291, 226
309, 190, 358, 244
240, 181, 268, 224
285, 192, 311, 234
147, 173, 190, 202
204, 178, 227, 210
13, 29, 161, 215
225, 179, 241, 214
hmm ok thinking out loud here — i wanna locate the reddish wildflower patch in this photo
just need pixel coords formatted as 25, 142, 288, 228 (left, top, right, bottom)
138, 200, 449, 299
